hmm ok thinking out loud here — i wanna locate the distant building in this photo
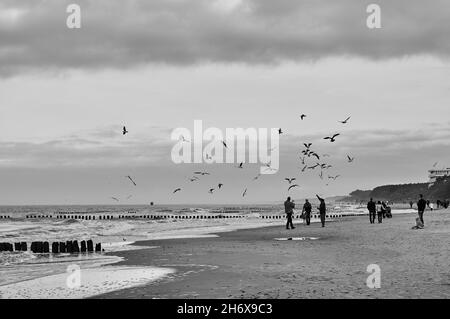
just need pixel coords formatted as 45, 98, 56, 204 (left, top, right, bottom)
429, 167, 450, 183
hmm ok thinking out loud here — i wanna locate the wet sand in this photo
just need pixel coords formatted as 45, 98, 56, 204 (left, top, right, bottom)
96, 210, 450, 299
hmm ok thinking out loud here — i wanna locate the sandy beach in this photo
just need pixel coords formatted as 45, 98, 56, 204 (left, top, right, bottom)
94, 210, 450, 299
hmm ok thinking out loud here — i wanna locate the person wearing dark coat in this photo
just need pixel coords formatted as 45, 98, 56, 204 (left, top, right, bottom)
417, 194, 427, 225
302, 199, 312, 226
367, 198, 376, 224
316, 195, 326, 227
284, 197, 295, 230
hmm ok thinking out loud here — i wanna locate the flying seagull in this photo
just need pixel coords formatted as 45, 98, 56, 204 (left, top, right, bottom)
222, 141, 228, 148
218, 183, 223, 189
288, 184, 299, 191
328, 175, 341, 180
339, 117, 351, 124
126, 176, 137, 186
324, 134, 340, 142
111, 197, 119, 202
122, 126, 128, 135
173, 188, 181, 194
242, 188, 247, 197
347, 155, 355, 163
238, 162, 244, 169
311, 152, 320, 160
208, 188, 215, 194
303, 143, 312, 149
180, 135, 190, 142
278, 128, 283, 135
285, 178, 296, 184
300, 114, 307, 120
194, 171, 210, 176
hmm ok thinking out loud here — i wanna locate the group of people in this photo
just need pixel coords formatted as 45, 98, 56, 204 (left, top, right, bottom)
284, 193, 442, 231
366, 199, 392, 224
284, 195, 327, 230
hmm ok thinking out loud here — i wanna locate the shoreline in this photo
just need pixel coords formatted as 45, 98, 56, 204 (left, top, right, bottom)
94, 210, 450, 299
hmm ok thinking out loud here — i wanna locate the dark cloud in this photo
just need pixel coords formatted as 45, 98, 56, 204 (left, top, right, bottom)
0, 0, 449, 75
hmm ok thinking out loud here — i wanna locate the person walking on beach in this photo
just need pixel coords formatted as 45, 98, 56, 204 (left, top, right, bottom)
376, 201, 383, 223
316, 195, 326, 227
367, 198, 376, 224
417, 194, 427, 225
409, 201, 414, 209
284, 197, 295, 230
302, 199, 312, 226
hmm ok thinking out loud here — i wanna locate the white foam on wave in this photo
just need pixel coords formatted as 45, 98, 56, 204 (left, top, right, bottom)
0, 266, 175, 299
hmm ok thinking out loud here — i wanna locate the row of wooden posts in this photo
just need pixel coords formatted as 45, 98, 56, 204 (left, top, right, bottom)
0, 240, 102, 254
21, 214, 345, 220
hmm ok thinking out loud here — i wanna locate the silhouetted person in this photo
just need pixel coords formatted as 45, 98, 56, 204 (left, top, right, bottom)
417, 194, 427, 225
316, 195, 326, 227
367, 198, 376, 224
302, 199, 312, 225
284, 197, 295, 230
409, 201, 414, 209
376, 201, 383, 223
381, 201, 388, 218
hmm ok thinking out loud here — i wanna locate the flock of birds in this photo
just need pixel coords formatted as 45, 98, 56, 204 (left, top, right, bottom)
113, 116, 356, 202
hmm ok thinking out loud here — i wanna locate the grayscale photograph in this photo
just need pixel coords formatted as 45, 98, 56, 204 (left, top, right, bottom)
0, 0, 449, 305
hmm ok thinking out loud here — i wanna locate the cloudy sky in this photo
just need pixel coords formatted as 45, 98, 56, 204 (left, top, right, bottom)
0, 0, 449, 205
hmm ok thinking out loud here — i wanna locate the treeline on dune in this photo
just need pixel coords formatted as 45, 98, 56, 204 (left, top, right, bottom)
343, 177, 450, 202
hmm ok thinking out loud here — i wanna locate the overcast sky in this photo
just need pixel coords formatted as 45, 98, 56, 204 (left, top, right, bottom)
1, 0, 449, 205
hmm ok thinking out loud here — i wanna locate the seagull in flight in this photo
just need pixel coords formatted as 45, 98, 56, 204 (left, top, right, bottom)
347, 155, 355, 163
126, 176, 137, 186
242, 188, 247, 197
285, 178, 296, 184
328, 175, 341, 180
122, 126, 128, 135
339, 116, 351, 124
311, 152, 320, 160
303, 143, 312, 149
324, 134, 340, 142
278, 128, 283, 135
194, 171, 210, 176
111, 197, 119, 202
180, 135, 190, 142
222, 141, 228, 149
238, 162, 244, 169
173, 188, 181, 194
218, 183, 223, 189
300, 114, 307, 120
208, 188, 215, 194
288, 184, 299, 191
